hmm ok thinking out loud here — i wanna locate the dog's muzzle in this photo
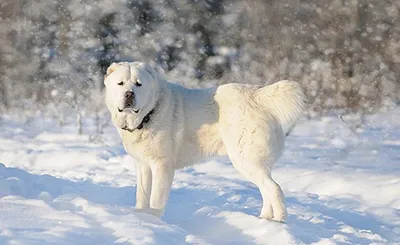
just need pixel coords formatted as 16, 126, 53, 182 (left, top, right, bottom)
124, 91, 134, 107
118, 91, 139, 113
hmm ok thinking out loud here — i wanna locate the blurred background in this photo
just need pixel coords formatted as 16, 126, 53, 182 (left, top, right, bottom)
0, 0, 399, 128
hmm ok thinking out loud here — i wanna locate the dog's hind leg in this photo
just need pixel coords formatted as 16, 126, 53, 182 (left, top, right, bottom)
257, 170, 287, 221
135, 163, 152, 210
221, 126, 287, 221
229, 157, 287, 222
259, 190, 274, 220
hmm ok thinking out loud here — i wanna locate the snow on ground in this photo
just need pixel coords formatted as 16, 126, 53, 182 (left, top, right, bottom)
0, 108, 399, 245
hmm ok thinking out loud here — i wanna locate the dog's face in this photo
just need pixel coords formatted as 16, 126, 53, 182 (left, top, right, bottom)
104, 62, 158, 130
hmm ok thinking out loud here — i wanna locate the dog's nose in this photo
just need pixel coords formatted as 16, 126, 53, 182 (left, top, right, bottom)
125, 91, 134, 99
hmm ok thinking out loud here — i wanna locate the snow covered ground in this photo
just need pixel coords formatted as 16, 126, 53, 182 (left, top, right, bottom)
0, 108, 399, 245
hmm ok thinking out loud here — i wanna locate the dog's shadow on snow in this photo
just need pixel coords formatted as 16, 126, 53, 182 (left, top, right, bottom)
0, 162, 139, 245
166, 188, 260, 245
165, 166, 274, 245
285, 195, 397, 244
2, 163, 394, 244
166, 165, 397, 244
0, 163, 137, 206
0, 163, 257, 245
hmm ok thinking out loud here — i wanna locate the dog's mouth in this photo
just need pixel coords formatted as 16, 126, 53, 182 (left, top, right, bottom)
121, 125, 134, 132
118, 94, 139, 113
118, 107, 140, 113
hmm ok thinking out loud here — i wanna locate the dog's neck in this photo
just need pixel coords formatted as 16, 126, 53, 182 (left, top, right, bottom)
136, 108, 155, 130
121, 108, 155, 132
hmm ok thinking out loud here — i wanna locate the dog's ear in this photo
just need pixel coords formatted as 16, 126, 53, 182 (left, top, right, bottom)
105, 63, 119, 79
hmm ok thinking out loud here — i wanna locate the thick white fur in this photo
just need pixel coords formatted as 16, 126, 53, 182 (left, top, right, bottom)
104, 62, 307, 222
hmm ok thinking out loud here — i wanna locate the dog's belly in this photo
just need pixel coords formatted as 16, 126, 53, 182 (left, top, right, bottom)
175, 123, 226, 168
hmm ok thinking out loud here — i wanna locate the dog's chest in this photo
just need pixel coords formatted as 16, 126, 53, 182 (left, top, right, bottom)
120, 129, 173, 163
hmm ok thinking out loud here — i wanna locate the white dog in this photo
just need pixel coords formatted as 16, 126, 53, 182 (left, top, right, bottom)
104, 62, 306, 222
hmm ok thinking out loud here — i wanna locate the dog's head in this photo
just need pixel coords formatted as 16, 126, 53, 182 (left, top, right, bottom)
104, 62, 159, 130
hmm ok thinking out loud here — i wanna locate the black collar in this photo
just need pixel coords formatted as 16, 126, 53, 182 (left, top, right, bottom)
122, 108, 155, 132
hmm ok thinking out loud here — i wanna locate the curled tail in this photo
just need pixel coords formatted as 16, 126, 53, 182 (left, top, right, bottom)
257, 80, 307, 135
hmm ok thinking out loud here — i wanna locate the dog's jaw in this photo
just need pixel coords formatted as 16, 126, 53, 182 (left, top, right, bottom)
117, 107, 140, 114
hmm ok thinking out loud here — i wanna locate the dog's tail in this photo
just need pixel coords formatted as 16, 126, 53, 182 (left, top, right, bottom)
257, 80, 307, 135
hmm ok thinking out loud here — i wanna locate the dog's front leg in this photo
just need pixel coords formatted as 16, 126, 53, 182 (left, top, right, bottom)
148, 163, 175, 218
135, 163, 152, 210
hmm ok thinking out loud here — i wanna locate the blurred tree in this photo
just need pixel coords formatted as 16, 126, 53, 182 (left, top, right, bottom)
96, 13, 119, 75
0, 0, 398, 119
127, 0, 158, 36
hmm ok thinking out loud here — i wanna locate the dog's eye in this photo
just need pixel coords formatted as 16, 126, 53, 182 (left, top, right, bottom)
117, 81, 124, 86
135, 81, 142, 87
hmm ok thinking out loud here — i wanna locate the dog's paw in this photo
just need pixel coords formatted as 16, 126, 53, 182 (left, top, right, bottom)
269, 218, 287, 224
134, 207, 163, 218
135, 207, 146, 212
271, 210, 288, 223
259, 211, 274, 220
146, 208, 163, 218
260, 204, 274, 220
259, 208, 287, 223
